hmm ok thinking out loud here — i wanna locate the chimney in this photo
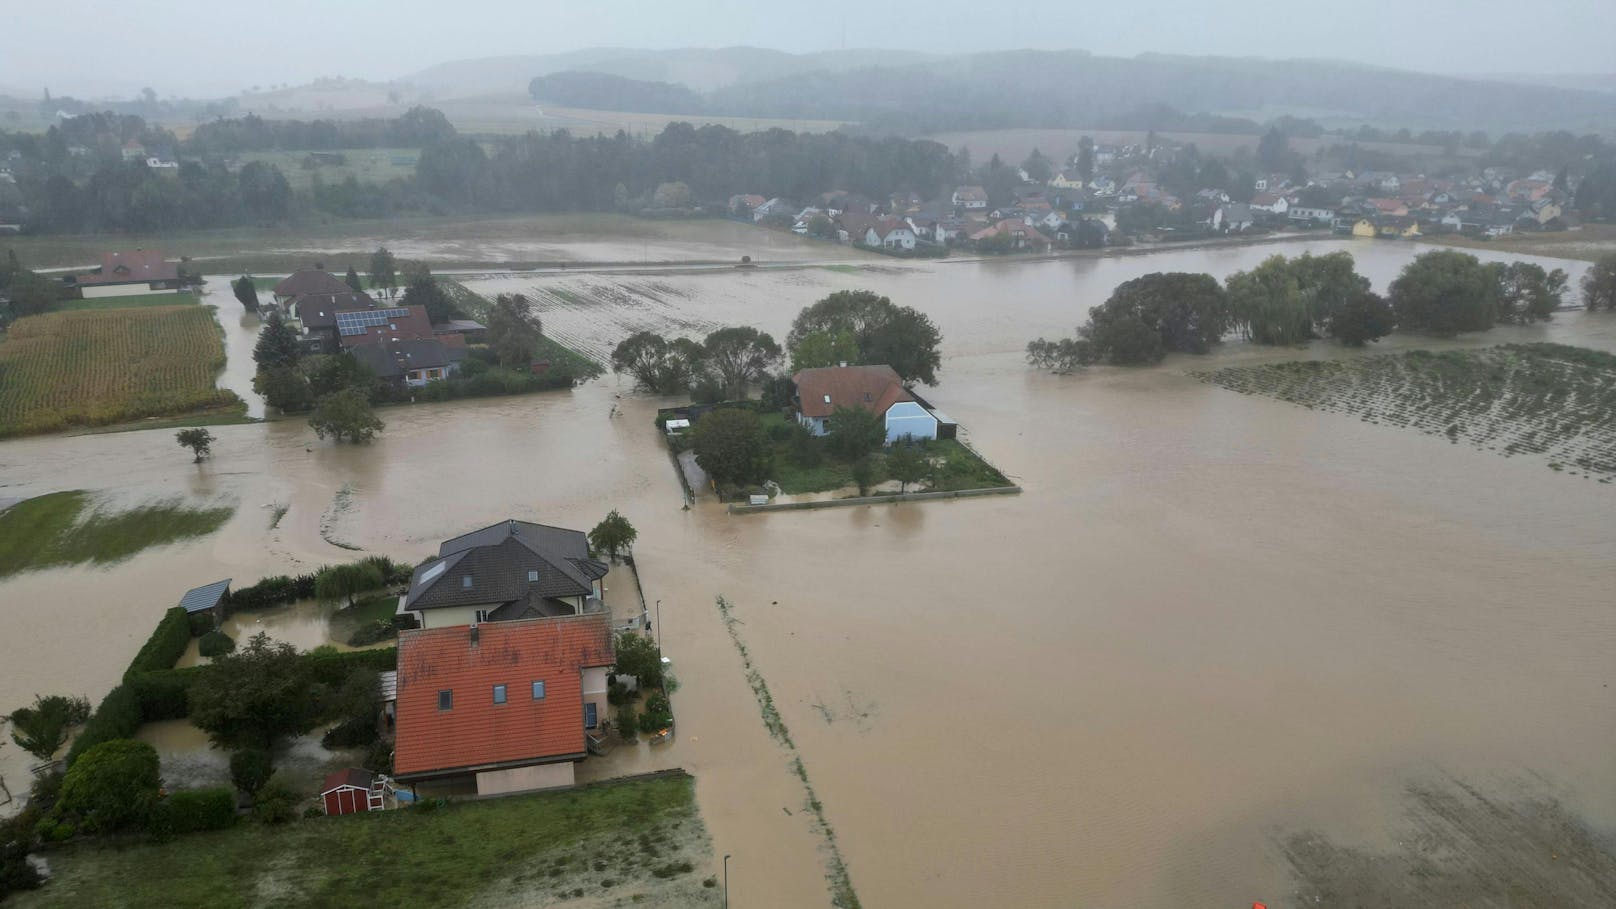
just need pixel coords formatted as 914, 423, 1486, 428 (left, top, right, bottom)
469, 624, 479, 647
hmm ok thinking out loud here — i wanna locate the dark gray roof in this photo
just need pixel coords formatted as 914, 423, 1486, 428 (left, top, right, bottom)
403, 520, 608, 613
349, 339, 466, 379
436, 319, 486, 333
275, 268, 353, 298
294, 292, 376, 330
178, 579, 231, 614
349, 344, 403, 379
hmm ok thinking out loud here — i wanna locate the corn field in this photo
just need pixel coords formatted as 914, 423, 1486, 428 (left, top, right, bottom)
0, 306, 241, 436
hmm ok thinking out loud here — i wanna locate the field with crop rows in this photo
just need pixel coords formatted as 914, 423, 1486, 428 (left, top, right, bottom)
1198, 343, 1616, 481
0, 305, 241, 436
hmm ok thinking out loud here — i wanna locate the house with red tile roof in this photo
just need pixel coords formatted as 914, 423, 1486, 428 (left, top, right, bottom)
74, 249, 183, 298
393, 613, 615, 796
793, 365, 941, 443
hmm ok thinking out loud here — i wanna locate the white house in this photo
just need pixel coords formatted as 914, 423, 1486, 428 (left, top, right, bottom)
1249, 193, 1290, 216
1288, 206, 1335, 225
792, 365, 938, 443
952, 185, 988, 210
864, 220, 918, 250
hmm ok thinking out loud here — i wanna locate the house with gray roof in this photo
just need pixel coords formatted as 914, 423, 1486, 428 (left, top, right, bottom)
399, 520, 610, 630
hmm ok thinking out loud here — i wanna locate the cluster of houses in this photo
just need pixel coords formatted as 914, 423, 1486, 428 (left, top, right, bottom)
1326, 170, 1569, 240
268, 267, 484, 388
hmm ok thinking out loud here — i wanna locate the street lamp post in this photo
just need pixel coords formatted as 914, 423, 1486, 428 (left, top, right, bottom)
723, 853, 731, 909
655, 599, 662, 654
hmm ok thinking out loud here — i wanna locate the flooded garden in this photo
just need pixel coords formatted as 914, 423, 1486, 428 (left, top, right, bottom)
2, 236, 1614, 906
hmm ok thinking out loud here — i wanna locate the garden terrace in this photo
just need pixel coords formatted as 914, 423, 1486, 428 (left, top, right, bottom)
1197, 343, 1616, 481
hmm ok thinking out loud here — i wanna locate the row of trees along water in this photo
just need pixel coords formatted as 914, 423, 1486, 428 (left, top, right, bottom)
1027, 249, 1616, 372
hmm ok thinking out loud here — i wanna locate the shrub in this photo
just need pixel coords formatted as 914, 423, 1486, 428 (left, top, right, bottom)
65, 684, 142, 765
321, 714, 380, 749
252, 782, 299, 825
198, 630, 236, 657
5, 694, 91, 762
227, 573, 317, 612
615, 704, 638, 742
124, 607, 193, 679
637, 693, 673, 735
362, 738, 393, 774
129, 670, 194, 722
230, 747, 273, 796
151, 787, 236, 835
56, 739, 161, 834
346, 620, 397, 647
305, 646, 397, 688
187, 611, 215, 637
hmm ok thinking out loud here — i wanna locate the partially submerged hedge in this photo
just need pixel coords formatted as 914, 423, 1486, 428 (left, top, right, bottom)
123, 607, 192, 680
226, 573, 316, 613
150, 787, 236, 835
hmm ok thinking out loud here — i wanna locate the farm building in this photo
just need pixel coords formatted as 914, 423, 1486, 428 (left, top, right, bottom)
321, 768, 383, 816
792, 365, 945, 443
74, 250, 183, 298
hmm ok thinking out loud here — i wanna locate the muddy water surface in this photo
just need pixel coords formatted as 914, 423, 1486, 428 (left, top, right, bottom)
2, 241, 1613, 907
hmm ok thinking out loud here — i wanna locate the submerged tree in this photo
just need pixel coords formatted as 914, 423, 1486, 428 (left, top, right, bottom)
190, 633, 320, 750
308, 388, 384, 444
231, 274, 260, 312
690, 408, 770, 487
486, 293, 542, 368
786, 291, 943, 386
1580, 253, 1616, 311
5, 694, 91, 762
1389, 250, 1500, 335
588, 510, 638, 562
1493, 261, 1568, 324
702, 326, 781, 399
611, 331, 706, 395
175, 427, 216, 463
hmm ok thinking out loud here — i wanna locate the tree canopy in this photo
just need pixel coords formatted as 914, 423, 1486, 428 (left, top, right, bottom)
786, 291, 943, 386
690, 408, 770, 488
611, 331, 706, 395
1493, 262, 1567, 324
175, 427, 216, 462
252, 314, 302, 370
231, 275, 259, 312
6, 693, 91, 762
1580, 253, 1616, 311
189, 633, 320, 750
57, 739, 161, 834
486, 293, 542, 368
309, 387, 384, 444
702, 326, 781, 399
588, 510, 637, 561
1389, 250, 1500, 335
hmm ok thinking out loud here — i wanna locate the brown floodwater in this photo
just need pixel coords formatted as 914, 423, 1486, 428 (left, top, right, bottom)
1, 239, 1613, 907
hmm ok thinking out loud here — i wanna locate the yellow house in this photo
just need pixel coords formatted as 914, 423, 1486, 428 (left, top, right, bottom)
1351, 218, 1377, 239
1050, 171, 1085, 190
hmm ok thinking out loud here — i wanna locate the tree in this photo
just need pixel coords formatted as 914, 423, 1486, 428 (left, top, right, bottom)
369, 247, 398, 298
1257, 127, 1292, 172
229, 747, 273, 797
1085, 314, 1164, 365
56, 739, 160, 834
825, 405, 886, 461
611, 331, 705, 395
1021, 148, 1053, 183
486, 293, 542, 368
1581, 253, 1616, 311
1389, 250, 1499, 335
1025, 336, 1098, 373
344, 265, 363, 293
309, 388, 384, 444
175, 427, 216, 463
1329, 291, 1396, 347
314, 561, 385, 608
253, 366, 313, 413
612, 632, 662, 688
807, 214, 836, 239
1090, 272, 1230, 357
849, 455, 876, 497
690, 408, 770, 488
400, 275, 459, 324
6, 694, 91, 762
589, 510, 637, 561
302, 352, 376, 400
703, 326, 781, 398
886, 444, 926, 493
231, 275, 259, 312
790, 329, 860, 372
786, 291, 943, 386
1227, 256, 1310, 345
190, 633, 319, 750
253, 313, 302, 370
651, 181, 693, 209
1075, 136, 1095, 183
1494, 261, 1567, 324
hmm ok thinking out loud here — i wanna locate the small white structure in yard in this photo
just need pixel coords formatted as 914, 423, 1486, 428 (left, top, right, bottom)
664, 418, 691, 434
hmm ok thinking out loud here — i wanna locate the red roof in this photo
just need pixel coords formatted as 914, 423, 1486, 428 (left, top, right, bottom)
393, 614, 614, 779
321, 768, 375, 793
793, 365, 911, 419
338, 304, 438, 348
77, 249, 179, 286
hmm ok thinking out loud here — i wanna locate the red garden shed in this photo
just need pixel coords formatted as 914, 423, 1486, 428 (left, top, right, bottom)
321, 768, 380, 816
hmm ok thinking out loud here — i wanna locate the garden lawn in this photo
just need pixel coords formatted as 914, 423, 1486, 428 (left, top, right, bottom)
757, 411, 1011, 495
53, 292, 200, 312
14, 772, 719, 909
0, 491, 235, 579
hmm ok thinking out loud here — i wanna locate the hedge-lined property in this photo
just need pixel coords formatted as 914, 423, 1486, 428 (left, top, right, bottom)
123, 607, 192, 681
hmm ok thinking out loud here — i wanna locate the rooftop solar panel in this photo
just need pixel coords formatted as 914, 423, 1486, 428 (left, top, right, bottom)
336, 308, 410, 336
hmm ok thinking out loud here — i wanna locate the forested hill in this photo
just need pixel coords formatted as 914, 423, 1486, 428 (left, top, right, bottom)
527, 72, 705, 115
702, 52, 1616, 134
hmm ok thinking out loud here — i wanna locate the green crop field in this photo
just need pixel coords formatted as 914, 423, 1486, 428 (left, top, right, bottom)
0, 305, 241, 436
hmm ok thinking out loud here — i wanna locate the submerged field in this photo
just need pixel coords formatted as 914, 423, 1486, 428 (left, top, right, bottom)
1199, 343, 1616, 481
14, 771, 719, 909
0, 490, 234, 578
0, 305, 241, 437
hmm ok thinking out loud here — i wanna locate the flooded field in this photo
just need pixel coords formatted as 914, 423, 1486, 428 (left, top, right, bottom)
2, 238, 1614, 906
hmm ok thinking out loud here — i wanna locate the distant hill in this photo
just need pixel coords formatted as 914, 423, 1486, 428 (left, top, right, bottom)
527, 72, 704, 115
406, 47, 936, 98
1475, 73, 1616, 95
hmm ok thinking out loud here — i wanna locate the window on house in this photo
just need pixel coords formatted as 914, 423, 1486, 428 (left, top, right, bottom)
437, 690, 453, 710
474, 609, 488, 623
822, 394, 831, 404
461, 575, 472, 589
531, 680, 546, 700
584, 702, 597, 728
492, 684, 506, 705
527, 570, 539, 582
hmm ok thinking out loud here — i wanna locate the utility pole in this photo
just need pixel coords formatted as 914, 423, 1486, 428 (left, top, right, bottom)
723, 853, 732, 909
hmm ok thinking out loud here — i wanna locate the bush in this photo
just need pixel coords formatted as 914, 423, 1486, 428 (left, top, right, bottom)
252, 782, 299, 825
198, 630, 236, 657
615, 704, 638, 742
362, 738, 394, 774
129, 670, 194, 722
321, 714, 380, 749
637, 693, 673, 735
56, 739, 161, 834
305, 646, 397, 688
188, 611, 215, 637
151, 787, 236, 835
345, 619, 397, 647
230, 747, 273, 796
66, 684, 142, 765
227, 573, 317, 612
124, 607, 193, 679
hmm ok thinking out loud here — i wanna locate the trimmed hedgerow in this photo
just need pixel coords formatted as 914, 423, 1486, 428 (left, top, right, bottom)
123, 607, 192, 680
150, 787, 236, 835
198, 630, 235, 658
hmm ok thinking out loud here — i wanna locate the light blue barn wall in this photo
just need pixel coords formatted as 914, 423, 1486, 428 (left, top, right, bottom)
884, 402, 938, 443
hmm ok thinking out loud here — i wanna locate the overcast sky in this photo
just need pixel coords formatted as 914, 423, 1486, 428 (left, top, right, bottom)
4, 0, 1613, 98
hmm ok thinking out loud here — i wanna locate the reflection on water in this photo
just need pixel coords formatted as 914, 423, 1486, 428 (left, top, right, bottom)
2, 243, 1613, 907
175, 599, 370, 668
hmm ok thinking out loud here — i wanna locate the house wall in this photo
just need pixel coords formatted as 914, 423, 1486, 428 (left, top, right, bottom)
80, 283, 177, 299
582, 666, 608, 730
884, 401, 938, 443
797, 412, 829, 437
475, 760, 575, 796
418, 603, 503, 629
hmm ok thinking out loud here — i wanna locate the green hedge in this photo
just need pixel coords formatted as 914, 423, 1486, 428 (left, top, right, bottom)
65, 685, 142, 765
227, 573, 316, 613
123, 607, 193, 680
306, 647, 397, 688
151, 787, 236, 835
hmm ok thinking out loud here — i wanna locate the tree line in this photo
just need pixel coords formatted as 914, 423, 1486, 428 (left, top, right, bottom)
1027, 249, 1589, 372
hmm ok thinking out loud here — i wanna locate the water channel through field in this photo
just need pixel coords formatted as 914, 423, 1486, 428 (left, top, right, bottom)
2, 238, 1613, 907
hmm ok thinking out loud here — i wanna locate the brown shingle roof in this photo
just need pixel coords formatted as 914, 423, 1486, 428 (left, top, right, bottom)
274, 268, 353, 298
793, 365, 911, 419
77, 249, 179, 286
393, 614, 614, 779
